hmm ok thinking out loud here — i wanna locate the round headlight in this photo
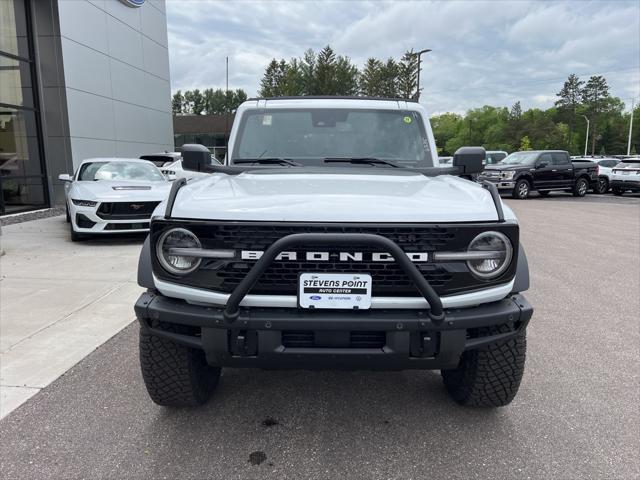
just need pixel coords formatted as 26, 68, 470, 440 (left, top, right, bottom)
466, 231, 513, 279
156, 228, 201, 275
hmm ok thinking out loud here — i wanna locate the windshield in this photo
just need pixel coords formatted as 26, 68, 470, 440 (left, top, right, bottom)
140, 155, 178, 167
615, 162, 640, 169
78, 161, 165, 182
232, 108, 434, 167
486, 152, 506, 164
500, 152, 539, 165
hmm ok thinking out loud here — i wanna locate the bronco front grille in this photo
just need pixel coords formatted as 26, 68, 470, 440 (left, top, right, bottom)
151, 221, 519, 297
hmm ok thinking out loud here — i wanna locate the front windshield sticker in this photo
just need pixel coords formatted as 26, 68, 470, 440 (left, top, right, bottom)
403, 116, 412, 124
262, 114, 272, 126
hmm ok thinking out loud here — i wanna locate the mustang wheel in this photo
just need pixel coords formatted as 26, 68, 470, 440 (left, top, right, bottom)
441, 325, 526, 407
139, 321, 221, 407
572, 178, 588, 197
69, 222, 85, 242
512, 179, 530, 199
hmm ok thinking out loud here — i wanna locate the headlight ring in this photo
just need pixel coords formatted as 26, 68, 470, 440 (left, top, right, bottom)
156, 227, 202, 275
466, 231, 513, 280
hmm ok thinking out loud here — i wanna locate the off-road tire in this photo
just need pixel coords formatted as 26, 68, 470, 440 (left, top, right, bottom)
572, 177, 588, 197
512, 179, 530, 199
594, 177, 609, 194
538, 190, 550, 197
139, 321, 221, 407
612, 187, 624, 196
441, 326, 526, 407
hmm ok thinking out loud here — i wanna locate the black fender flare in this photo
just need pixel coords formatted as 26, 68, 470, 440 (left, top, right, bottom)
511, 244, 530, 293
138, 235, 155, 289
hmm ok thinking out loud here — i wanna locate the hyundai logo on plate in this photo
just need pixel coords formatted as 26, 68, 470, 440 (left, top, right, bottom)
310, 295, 322, 300
119, 0, 146, 7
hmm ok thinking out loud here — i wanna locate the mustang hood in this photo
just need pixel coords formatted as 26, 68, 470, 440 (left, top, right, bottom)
71, 180, 171, 201
169, 171, 507, 223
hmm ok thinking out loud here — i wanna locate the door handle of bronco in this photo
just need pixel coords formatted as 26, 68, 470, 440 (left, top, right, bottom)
222, 233, 445, 324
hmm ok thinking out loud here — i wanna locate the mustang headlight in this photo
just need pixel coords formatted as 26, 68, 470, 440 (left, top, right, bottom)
71, 199, 97, 207
501, 171, 515, 180
466, 231, 513, 279
156, 228, 201, 275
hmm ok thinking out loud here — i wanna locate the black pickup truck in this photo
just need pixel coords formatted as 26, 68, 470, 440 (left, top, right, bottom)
478, 150, 598, 199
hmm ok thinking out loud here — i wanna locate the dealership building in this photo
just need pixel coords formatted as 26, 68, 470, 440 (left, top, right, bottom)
0, 0, 173, 215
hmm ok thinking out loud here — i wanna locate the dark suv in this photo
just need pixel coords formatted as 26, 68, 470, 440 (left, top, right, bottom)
479, 150, 598, 199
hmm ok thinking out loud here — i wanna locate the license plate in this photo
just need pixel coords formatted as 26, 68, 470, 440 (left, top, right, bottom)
298, 273, 372, 310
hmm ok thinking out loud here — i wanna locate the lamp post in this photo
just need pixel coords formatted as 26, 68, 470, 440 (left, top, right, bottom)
582, 115, 590, 157
415, 48, 431, 101
628, 98, 635, 156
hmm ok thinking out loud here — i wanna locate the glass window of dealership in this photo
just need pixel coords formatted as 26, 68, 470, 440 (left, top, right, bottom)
0, 0, 47, 214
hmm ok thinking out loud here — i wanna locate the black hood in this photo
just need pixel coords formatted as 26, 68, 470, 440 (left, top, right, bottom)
484, 164, 528, 171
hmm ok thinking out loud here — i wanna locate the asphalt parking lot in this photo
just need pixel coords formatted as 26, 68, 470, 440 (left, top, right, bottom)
1, 194, 639, 479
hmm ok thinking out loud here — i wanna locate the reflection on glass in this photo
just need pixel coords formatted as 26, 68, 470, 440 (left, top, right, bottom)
0, 0, 29, 58
0, 56, 33, 108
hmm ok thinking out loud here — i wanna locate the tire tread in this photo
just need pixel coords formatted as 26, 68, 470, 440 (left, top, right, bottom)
442, 325, 526, 407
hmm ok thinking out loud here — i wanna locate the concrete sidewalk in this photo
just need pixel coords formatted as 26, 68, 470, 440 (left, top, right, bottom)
0, 216, 144, 418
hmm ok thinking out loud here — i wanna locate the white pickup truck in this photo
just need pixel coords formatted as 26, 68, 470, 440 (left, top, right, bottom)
135, 97, 533, 408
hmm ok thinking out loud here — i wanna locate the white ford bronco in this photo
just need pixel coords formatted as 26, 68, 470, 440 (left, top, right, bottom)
135, 97, 532, 408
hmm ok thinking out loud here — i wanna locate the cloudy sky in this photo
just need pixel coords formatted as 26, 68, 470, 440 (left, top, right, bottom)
166, 0, 640, 115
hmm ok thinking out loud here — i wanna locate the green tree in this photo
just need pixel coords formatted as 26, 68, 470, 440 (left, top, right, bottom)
581, 75, 611, 154
431, 112, 463, 154
171, 90, 184, 115
520, 136, 532, 150
397, 50, 418, 100
360, 58, 384, 96
555, 74, 584, 153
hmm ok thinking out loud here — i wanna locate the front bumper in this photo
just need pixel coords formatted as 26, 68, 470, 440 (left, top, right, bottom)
71, 206, 151, 233
135, 291, 533, 370
478, 177, 515, 190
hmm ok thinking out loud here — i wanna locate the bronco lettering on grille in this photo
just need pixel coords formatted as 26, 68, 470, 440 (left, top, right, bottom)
240, 251, 429, 262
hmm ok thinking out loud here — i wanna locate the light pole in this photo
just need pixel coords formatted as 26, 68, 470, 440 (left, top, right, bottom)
628, 98, 635, 156
582, 115, 590, 157
415, 48, 431, 101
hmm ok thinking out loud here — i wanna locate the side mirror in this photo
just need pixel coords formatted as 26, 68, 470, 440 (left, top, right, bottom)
181, 144, 211, 172
453, 147, 485, 175
58, 174, 73, 182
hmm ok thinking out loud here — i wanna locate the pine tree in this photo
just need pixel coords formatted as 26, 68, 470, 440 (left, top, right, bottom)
171, 90, 184, 115
555, 74, 584, 152
359, 58, 384, 97
581, 75, 611, 154
397, 50, 418, 99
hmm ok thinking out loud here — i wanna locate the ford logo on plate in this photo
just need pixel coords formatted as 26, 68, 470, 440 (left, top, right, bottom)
310, 295, 322, 301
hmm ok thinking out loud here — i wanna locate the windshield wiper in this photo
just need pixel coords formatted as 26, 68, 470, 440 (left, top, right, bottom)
323, 157, 401, 168
233, 158, 302, 166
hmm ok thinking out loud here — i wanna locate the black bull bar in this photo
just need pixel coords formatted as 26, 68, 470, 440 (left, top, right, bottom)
222, 233, 445, 323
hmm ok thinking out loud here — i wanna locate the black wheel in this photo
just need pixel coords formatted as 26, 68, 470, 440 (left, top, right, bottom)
512, 179, 530, 199
612, 187, 624, 196
69, 222, 85, 242
441, 326, 526, 407
65, 205, 70, 223
538, 191, 550, 197
594, 177, 609, 194
572, 177, 588, 197
139, 321, 221, 407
